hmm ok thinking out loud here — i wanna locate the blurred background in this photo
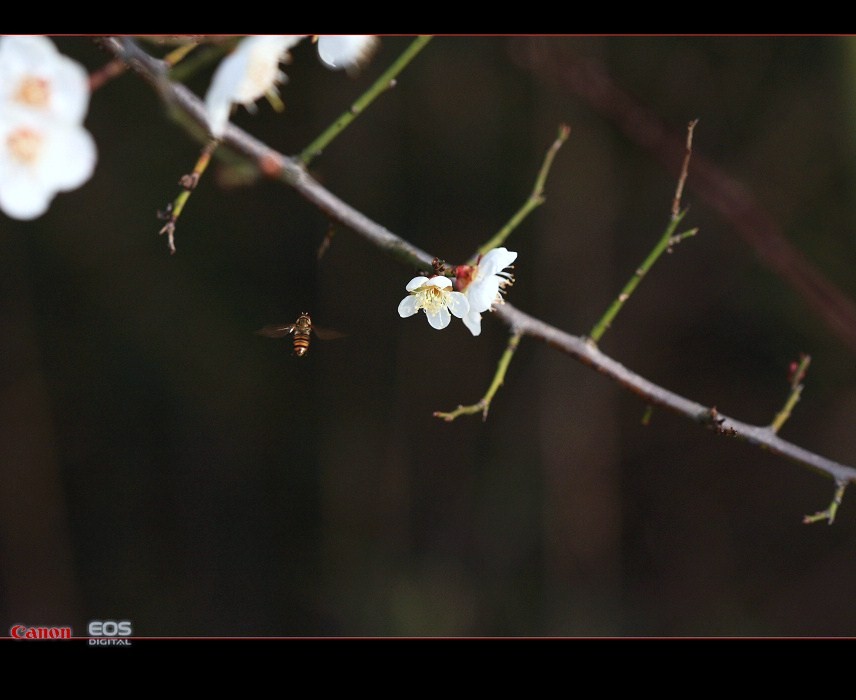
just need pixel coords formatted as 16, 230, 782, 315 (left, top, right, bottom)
3, 36, 856, 636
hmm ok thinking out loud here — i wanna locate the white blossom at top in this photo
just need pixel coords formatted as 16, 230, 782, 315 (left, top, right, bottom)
458, 247, 517, 336
0, 36, 96, 220
204, 35, 381, 137
315, 36, 378, 72
204, 35, 306, 138
0, 35, 91, 124
0, 107, 97, 220
398, 275, 469, 330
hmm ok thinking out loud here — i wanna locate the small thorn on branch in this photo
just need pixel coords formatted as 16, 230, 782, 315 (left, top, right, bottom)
158, 219, 177, 254
179, 172, 200, 190
157, 203, 176, 253
703, 406, 738, 437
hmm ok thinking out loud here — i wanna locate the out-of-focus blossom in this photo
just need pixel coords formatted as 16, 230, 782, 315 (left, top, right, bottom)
204, 35, 305, 138
0, 108, 97, 220
0, 36, 96, 220
0, 35, 91, 123
205, 35, 381, 137
315, 36, 379, 72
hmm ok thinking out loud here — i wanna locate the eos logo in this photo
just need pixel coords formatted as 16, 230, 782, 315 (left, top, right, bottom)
88, 620, 133, 646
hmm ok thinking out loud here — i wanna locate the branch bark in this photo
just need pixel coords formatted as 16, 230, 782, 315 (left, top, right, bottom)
99, 37, 856, 493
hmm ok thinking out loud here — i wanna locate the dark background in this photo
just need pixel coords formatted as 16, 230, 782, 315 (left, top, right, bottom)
3, 36, 856, 636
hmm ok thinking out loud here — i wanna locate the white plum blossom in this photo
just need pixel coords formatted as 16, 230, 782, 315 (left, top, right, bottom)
204, 35, 306, 138
0, 35, 91, 123
0, 36, 96, 221
204, 35, 380, 138
316, 36, 378, 72
398, 275, 469, 330
456, 247, 517, 336
0, 108, 97, 220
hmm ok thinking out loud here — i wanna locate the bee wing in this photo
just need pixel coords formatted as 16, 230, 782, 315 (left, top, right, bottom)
312, 326, 347, 340
256, 324, 297, 338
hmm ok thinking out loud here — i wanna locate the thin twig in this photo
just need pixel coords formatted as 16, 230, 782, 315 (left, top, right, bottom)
589, 120, 700, 345
299, 36, 433, 166
434, 332, 522, 421
475, 124, 570, 260
88, 58, 127, 92
158, 137, 219, 254
588, 211, 690, 345
803, 480, 847, 525
672, 118, 697, 219
770, 354, 811, 434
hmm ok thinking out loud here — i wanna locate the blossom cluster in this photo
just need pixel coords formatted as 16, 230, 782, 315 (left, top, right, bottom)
0, 36, 96, 220
204, 35, 379, 138
398, 247, 517, 335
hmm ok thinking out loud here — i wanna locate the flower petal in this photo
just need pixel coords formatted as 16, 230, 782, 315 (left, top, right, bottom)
204, 48, 249, 137
426, 276, 452, 289
398, 295, 419, 318
426, 307, 451, 329
204, 35, 305, 137
463, 309, 482, 336
479, 247, 517, 276
446, 291, 470, 318
467, 275, 502, 313
0, 170, 52, 219
316, 36, 378, 71
405, 276, 429, 292
40, 121, 97, 191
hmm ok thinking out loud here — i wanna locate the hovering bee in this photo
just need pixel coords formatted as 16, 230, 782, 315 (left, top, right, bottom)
256, 313, 345, 357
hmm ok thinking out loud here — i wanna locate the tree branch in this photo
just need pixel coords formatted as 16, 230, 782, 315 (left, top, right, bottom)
493, 302, 856, 485
100, 37, 856, 506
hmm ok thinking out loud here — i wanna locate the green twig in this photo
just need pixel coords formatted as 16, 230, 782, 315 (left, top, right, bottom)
803, 480, 846, 525
299, 36, 433, 166
158, 138, 219, 254
770, 354, 811, 434
588, 215, 695, 344
434, 332, 522, 421
589, 120, 699, 345
474, 124, 571, 261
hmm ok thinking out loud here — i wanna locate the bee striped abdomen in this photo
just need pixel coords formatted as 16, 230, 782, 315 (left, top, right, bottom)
292, 330, 311, 356
290, 313, 313, 357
